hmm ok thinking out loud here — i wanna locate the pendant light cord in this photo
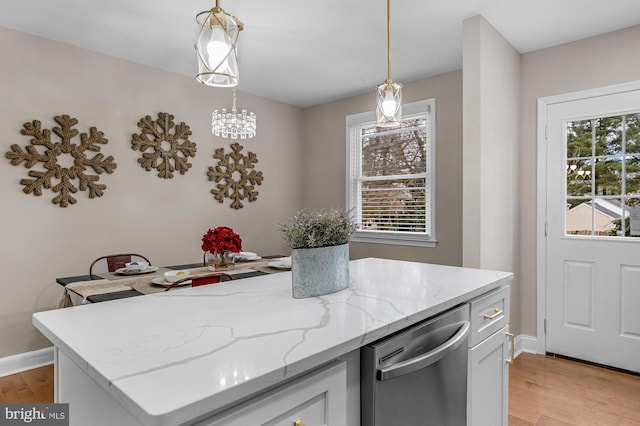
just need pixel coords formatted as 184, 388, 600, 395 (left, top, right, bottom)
386, 0, 391, 83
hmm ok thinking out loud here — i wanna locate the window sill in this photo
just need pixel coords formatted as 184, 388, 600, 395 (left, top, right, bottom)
350, 232, 438, 248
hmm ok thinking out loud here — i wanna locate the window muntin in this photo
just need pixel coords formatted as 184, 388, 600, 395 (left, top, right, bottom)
347, 99, 435, 246
565, 113, 640, 237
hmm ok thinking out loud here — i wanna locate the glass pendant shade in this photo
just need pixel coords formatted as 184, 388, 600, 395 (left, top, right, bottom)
212, 89, 256, 139
376, 80, 403, 126
195, 3, 243, 87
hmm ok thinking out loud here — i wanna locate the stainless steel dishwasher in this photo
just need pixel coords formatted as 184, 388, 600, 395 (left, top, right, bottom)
361, 304, 470, 425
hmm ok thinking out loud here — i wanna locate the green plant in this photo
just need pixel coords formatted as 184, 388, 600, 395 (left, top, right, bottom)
278, 208, 357, 249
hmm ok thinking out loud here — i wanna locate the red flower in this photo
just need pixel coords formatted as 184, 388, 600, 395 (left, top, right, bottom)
201, 226, 242, 254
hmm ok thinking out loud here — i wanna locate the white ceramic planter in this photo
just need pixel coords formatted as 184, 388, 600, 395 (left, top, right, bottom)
291, 243, 349, 298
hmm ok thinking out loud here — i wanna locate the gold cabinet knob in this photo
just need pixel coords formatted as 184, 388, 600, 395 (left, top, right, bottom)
294, 421, 306, 426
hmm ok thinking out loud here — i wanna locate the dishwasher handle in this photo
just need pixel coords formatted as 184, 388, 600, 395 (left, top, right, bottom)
376, 320, 470, 382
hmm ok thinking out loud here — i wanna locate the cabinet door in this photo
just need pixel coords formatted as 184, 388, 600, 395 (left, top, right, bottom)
467, 325, 509, 426
203, 361, 346, 426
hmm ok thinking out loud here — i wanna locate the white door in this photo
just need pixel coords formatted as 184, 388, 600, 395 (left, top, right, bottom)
545, 85, 640, 373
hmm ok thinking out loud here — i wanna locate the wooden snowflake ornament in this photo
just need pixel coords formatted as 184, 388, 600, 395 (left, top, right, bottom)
5, 115, 117, 207
131, 112, 197, 179
207, 143, 264, 209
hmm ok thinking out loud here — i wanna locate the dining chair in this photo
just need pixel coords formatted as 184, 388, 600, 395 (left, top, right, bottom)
163, 272, 232, 292
89, 253, 151, 278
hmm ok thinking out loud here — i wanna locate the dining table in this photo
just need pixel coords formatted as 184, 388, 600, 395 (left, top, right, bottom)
55, 255, 289, 305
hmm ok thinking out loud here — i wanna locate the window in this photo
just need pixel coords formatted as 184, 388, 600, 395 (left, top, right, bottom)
346, 99, 436, 247
565, 113, 640, 238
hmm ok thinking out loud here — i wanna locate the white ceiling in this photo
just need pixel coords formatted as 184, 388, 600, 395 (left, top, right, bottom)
1, 0, 639, 108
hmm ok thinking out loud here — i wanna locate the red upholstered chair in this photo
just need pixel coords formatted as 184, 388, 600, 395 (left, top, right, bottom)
89, 253, 151, 278
163, 272, 232, 292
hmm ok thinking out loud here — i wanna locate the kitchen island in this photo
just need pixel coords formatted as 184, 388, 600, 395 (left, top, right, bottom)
33, 258, 513, 425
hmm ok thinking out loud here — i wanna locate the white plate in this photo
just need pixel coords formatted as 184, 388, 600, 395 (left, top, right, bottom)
236, 251, 262, 261
268, 259, 292, 270
151, 276, 191, 287
115, 266, 159, 275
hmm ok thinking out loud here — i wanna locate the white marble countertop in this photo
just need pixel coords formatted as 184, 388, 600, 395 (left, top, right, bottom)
33, 258, 512, 425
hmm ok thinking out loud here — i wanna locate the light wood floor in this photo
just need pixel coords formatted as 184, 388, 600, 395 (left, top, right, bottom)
509, 353, 640, 425
1, 353, 639, 425
0, 364, 53, 403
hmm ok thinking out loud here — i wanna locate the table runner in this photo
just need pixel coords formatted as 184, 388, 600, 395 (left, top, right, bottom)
61, 259, 288, 305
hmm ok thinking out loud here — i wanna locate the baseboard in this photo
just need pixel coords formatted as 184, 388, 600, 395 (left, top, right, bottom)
515, 334, 538, 358
0, 347, 54, 377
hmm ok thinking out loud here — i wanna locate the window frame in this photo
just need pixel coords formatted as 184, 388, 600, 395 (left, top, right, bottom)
346, 99, 437, 247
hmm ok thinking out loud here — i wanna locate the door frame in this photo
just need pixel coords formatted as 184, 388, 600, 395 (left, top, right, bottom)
536, 80, 640, 355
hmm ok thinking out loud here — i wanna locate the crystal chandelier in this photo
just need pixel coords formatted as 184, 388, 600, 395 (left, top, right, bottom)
212, 88, 257, 139
195, 0, 243, 87
375, 0, 403, 127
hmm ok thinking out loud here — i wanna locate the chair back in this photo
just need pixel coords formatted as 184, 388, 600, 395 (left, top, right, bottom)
90, 253, 151, 278
163, 273, 232, 291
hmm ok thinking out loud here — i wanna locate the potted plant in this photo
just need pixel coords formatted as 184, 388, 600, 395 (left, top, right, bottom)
201, 226, 242, 270
278, 208, 356, 298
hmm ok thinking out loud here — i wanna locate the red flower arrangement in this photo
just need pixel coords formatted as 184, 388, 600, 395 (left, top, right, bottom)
201, 226, 242, 254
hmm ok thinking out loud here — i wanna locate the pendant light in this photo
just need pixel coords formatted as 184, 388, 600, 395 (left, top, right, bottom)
195, 0, 243, 87
212, 88, 257, 139
376, 0, 402, 127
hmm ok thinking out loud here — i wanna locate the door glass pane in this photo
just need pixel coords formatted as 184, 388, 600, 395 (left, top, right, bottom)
626, 113, 640, 154
566, 159, 592, 197
595, 156, 623, 196
566, 200, 593, 236
567, 119, 592, 157
624, 199, 640, 237
595, 198, 623, 236
595, 116, 623, 155
625, 154, 640, 195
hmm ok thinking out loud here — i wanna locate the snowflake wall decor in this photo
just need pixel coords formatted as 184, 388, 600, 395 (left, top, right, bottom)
131, 112, 197, 179
5, 115, 117, 207
207, 143, 263, 209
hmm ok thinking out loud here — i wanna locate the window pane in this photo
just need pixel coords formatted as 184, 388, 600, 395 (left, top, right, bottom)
361, 178, 426, 233
566, 119, 592, 158
594, 116, 623, 155
625, 199, 640, 237
625, 154, 640, 195
566, 200, 593, 235
595, 156, 623, 196
566, 159, 592, 197
361, 120, 427, 177
625, 113, 640, 154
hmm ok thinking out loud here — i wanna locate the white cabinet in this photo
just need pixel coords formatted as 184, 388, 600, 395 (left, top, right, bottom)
201, 361, 347, 426
467, 286, 512, 426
